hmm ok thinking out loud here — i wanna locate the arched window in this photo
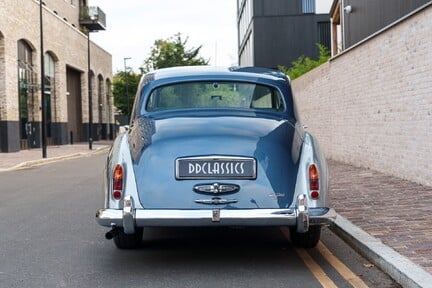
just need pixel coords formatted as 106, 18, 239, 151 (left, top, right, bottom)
0, 32, 4, 122
105, 79, 112, 139
97, 74, 104, 138
17, 40, 36, 144
0, 32, 4, 150
88, 70, 96, 140
44, 52, 56, 138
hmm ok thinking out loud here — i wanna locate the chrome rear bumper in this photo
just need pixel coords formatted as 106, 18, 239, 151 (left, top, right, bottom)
96, 195, 336, 234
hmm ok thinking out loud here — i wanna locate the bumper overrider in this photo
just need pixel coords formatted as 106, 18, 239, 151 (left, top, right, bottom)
96, 194, 336, 235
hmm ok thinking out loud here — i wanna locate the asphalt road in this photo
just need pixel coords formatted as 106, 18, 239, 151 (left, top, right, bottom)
0, 153, 400, 288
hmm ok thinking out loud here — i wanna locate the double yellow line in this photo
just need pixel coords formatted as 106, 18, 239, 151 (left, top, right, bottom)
280, 227, 369, 288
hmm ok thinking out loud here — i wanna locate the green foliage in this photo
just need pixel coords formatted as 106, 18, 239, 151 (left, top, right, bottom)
112, 71, 141, 116
141, 33, 209, 73
278, 44, 330, 80
113, 33, 208, 115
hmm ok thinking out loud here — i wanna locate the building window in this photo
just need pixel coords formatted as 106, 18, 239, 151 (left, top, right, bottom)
239, 31, 253, 66
0, 32, 5, 124
98, 75, 104, 138
17, 40, 35, 144
302, 0, 315, 14
44, 53, 56, 138
317, 22, 331, 51
238, 0, 253, 47
105, 79, 111, 139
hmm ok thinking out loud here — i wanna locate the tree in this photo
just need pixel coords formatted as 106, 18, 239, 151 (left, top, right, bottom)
278, 44, 330, 80
113, 33, 208, 117
112, 71, 141, 116
142, 33, 209, 73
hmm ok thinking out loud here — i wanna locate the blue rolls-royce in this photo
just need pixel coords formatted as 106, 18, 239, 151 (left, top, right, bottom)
96, 66, 336, 249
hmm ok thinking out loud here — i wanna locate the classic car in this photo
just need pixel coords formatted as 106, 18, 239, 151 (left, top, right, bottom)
96, 66, 336, 249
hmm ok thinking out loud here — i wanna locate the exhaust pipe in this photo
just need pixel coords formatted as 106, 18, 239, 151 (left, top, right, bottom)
105, 227, 120, 240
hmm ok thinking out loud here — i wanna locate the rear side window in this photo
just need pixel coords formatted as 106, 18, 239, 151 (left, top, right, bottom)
145, 81, 284, 112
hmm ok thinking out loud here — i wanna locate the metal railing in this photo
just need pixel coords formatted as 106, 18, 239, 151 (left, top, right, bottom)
79, 6, 106, 30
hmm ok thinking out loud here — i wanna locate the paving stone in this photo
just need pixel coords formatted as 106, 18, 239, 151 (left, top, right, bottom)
328, 159, 432, 275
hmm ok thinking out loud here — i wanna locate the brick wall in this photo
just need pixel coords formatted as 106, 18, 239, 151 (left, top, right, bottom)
0, 0, 112, 123
292, 5, 432, 186
45, 0, 80, 28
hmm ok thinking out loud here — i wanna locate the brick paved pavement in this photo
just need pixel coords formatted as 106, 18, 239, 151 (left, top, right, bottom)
328, 159, 432, 275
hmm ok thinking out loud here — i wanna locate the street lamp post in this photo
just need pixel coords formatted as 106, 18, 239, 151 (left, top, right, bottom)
87, 30, 93, 150
124, 57, 131, 123
81, 6, 106, 150
40, 0, 47, 158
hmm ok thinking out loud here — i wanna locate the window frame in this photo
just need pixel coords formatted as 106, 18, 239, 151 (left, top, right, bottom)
143, 80, 286, 114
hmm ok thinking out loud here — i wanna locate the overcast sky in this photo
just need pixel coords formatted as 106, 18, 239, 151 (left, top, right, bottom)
89, 0, 238, 73
89, 0, 333, 73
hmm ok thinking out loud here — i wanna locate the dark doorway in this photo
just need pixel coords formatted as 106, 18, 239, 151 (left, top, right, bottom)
66, 67, 82, 143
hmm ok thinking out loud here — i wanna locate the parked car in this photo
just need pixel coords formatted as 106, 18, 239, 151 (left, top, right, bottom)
96, 66, 336, 249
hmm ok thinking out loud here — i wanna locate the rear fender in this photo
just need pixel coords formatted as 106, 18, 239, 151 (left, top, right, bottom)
105, 132, 142, 209
291, 132, 328, 210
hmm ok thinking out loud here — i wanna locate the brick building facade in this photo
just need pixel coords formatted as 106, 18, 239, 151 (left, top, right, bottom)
291, 3, 432, 186
0, 0, 113, 152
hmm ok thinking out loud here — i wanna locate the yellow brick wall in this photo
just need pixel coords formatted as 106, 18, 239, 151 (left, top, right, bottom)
0, 0, 112, 124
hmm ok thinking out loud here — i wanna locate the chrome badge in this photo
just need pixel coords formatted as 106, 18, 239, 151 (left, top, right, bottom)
193, 183, 240, 195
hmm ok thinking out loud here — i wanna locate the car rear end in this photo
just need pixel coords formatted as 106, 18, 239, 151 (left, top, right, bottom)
96, 66, 336, 249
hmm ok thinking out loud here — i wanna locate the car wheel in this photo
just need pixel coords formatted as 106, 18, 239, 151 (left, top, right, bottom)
289, 225, 321, 248
113, 227, 143, 249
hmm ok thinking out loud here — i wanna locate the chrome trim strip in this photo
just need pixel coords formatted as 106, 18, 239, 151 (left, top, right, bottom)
194, 198, 238, 205
96, 208, 336, 228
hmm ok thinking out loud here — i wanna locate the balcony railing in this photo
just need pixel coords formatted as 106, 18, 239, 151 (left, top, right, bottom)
80, 6, 106, 31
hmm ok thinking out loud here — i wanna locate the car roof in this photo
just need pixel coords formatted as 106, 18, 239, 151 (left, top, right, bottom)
134, 66, 296, 120
147, 66, 290, 83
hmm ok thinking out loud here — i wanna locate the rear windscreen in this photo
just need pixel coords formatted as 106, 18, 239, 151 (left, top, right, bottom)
145, 81, 285, 112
